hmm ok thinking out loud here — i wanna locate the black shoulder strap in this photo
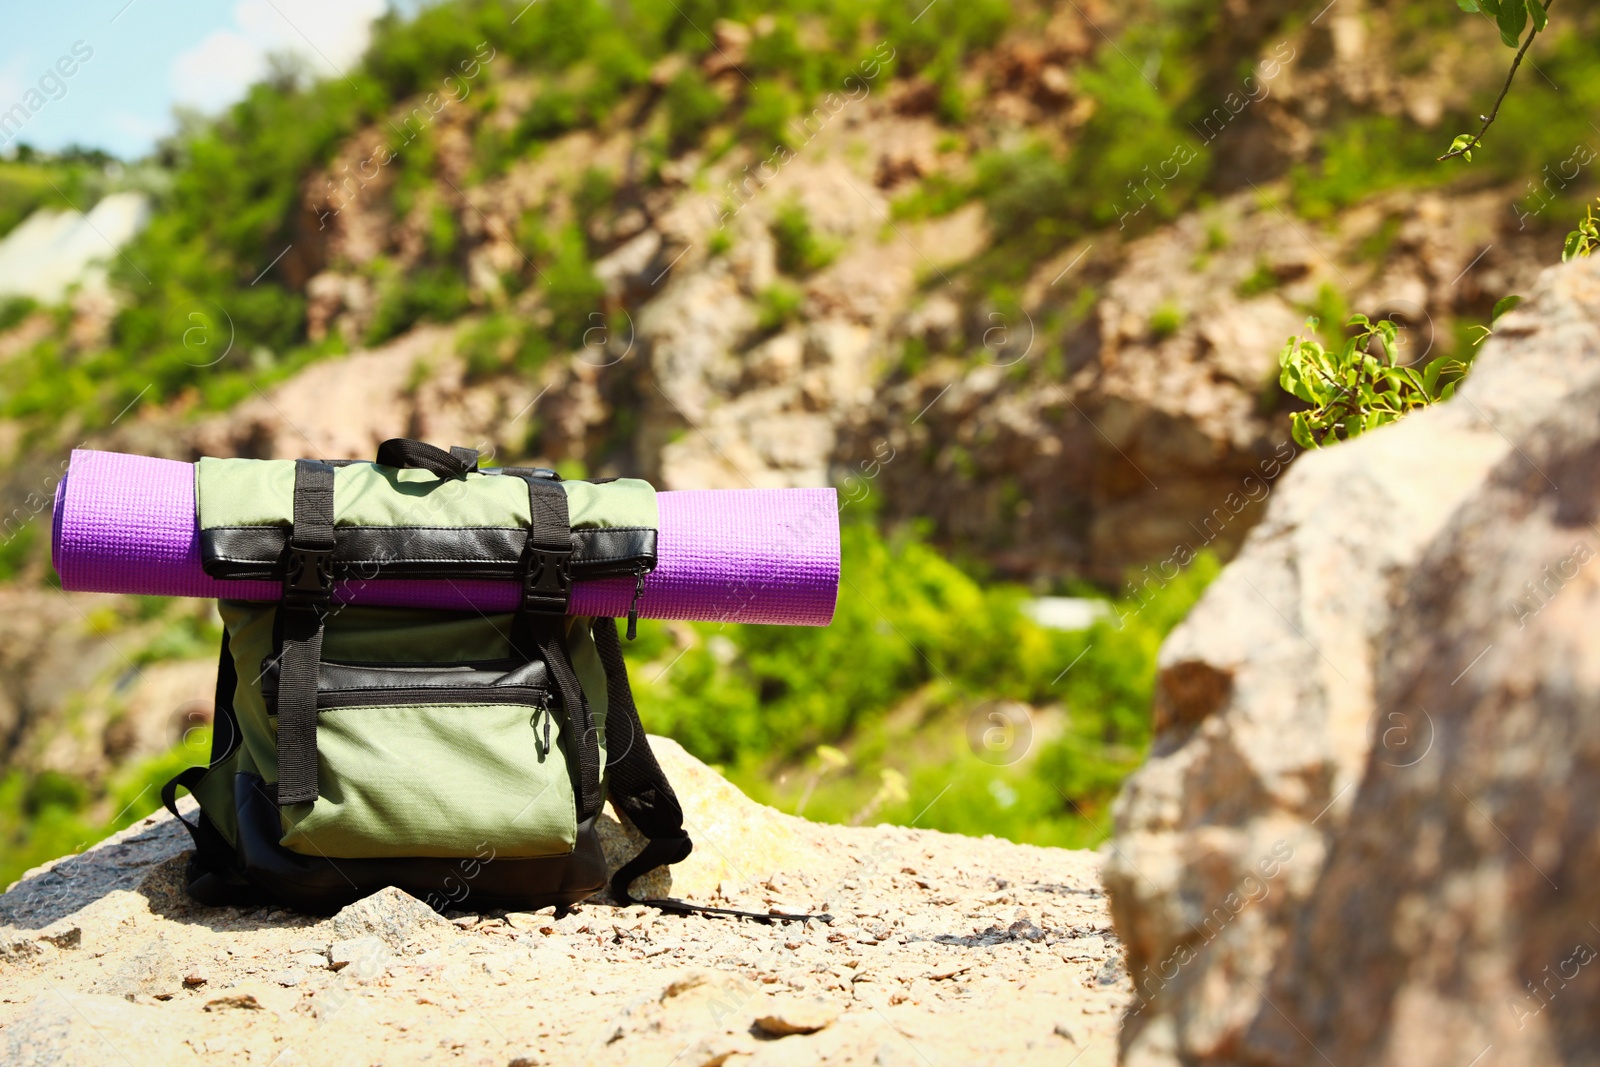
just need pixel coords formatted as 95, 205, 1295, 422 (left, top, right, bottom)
591, 615, 691, 897
274, 458, 336, 805
590, 618, 829, 925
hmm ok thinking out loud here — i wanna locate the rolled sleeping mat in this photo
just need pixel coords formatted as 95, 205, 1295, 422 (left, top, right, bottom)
52, 449, 839, 626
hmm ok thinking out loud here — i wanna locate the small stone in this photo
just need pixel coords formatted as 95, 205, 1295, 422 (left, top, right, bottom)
2, 938, 42, 960
928, 964, 968, 981
328, 936, 390, 979
328, 887, 450, 950
204, 992, 262, 1012
752, 997, 840, 1036
448, 914, 480, 929
292, 951, 328, 970
680, 1036, 749, 1066
1008, 920, 1045, 943
270, 969, 305, 987
207, 981, 297, 1015
183, 974, 208, 988
1053, 1023, 1076, 1043
503, 912, 544, 931
38, 927, 81, 949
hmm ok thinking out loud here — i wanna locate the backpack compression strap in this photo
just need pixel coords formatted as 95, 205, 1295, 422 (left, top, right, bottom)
591, 618, 830, 925
506, 473, 605, 824
274, 459, 336, 805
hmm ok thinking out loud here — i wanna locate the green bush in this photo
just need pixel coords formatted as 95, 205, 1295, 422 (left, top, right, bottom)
770, 200, 837, 275
626, 522, 1217, 845
756, 281, 804, 332
665, 68, 726, 153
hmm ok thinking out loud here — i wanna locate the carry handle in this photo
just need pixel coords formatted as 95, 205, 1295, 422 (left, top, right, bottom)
375, 438, 479, 480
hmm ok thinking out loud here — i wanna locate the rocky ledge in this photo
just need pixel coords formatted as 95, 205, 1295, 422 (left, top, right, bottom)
0, 739, 1125, 1066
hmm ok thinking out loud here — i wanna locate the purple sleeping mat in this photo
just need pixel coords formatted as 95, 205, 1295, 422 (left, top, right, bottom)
52, 449, 838, 626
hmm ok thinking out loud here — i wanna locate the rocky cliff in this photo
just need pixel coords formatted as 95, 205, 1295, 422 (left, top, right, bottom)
1105, 254, 1600, 1064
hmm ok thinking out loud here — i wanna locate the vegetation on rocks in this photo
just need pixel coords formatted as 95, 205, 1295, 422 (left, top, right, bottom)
1, 0, 1597, 889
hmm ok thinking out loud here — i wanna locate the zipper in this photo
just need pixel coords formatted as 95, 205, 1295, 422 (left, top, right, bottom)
626, 564, 646, 640
315, 684, 550, 710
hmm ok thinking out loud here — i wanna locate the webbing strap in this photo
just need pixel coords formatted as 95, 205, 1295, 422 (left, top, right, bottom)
274, 459, 335, 805
507, 474, 600, 820
592, 617, 687, 844
591, 618, 828, 925
375, 438, 478, 479
518, 477, 573, 615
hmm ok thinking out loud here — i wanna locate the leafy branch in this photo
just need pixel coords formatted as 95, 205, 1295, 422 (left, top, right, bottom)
1565, 199, 1599, 261
1440, 0, 1553, 162
1278, 315, 1477, 449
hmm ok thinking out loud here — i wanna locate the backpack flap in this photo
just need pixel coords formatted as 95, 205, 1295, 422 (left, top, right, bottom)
192, 455, 658, 583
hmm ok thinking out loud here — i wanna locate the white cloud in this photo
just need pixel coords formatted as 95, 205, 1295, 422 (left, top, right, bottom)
170, 0, 386, 112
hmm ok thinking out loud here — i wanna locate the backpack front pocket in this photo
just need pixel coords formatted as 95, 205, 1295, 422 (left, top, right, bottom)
275, 660, 579, 861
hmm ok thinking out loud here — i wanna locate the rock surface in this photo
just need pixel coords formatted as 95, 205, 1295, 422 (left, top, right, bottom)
0, 738, 1127, 1066
1105, 255, 1600, 1064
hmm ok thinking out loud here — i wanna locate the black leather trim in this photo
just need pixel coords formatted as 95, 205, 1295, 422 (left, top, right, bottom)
261, 659, 551, 709
227, 773, 607, 915
317, 659, 550, 693
200, 526, 656, 582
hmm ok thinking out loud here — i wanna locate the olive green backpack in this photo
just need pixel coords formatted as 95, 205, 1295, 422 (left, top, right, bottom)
161, 439, 694, 916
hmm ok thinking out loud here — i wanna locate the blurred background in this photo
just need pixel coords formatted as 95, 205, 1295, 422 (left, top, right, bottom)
0, 0, 1593, 888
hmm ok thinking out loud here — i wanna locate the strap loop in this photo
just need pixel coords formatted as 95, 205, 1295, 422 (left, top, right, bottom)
274, 459, 335, 806
375, 438, 479, 480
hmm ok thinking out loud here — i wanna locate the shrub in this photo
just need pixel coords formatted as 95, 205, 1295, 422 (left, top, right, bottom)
626, 522, 1218, 846
770, 200, 837, 275
665, 68, 726, 153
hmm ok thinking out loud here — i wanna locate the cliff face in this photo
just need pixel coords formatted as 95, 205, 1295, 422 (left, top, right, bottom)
1, 0, 1564, 586
1104, 255, 1600, 1065
0, 0, 1580, 882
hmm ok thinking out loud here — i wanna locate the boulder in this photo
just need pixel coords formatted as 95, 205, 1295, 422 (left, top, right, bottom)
596, 735, 830, 903
1105, 255, 1600, 1064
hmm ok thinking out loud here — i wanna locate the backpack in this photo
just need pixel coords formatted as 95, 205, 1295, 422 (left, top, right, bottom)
160, 439, 696, 916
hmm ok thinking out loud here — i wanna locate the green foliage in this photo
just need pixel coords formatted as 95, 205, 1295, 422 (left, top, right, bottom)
540, 223, 606, 349
0, 295, 38, 333
0, 159, 101, 238
1565, 199, 1599, 262
1278, 314, 1476, 448
1148, 303, 1185, 339
626, 523, 1217, 845
1236, 260, 1279, 298
756, 280, 804, 332
973, 56, 1206, 267
770, 200, 837, 275
665, 68, 726, 153
1442, 0, 1554, 160
1290, 115, 1453, 219
0, 731, 209, 889
1455, 0, 1547, 49
0, 523, 38, 581
743, 80, 802, 150
365, 264, 474, 347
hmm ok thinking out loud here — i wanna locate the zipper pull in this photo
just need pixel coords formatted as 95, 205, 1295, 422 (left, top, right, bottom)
626, 565, 645, 640
531, 698, 552, 760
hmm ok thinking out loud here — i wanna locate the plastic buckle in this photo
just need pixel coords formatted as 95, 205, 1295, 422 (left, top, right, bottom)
521, 544, 572, 615
283, 544, 335, 603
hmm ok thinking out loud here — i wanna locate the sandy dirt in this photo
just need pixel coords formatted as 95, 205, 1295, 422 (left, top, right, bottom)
1, 759, 1129, 1067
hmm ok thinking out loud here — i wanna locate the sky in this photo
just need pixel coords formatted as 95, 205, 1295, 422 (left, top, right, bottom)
0, 0, 401, 160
